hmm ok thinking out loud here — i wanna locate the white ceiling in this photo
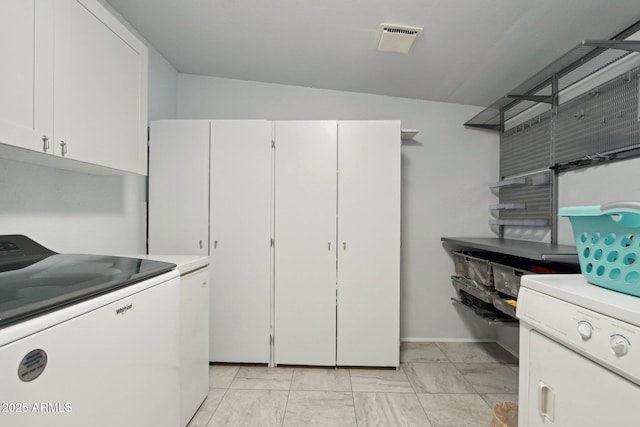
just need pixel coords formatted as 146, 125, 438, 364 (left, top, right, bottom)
106, 0, 640, 107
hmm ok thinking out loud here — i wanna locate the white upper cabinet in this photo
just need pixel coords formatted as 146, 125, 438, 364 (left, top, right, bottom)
54, 0, 148, 174
0, 0, 148, 175
0, 0, 54, 153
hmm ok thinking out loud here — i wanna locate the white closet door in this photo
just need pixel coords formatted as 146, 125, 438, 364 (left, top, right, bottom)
148, 120, 210, 256
210, 120, 272, 363
274, 121, 337, 366
336, 120, 401, 367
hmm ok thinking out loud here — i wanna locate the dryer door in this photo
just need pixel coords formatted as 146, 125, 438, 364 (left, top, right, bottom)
525, 331, 640, 426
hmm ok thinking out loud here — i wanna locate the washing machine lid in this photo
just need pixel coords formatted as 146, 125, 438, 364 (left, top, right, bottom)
0, 235, 176, 328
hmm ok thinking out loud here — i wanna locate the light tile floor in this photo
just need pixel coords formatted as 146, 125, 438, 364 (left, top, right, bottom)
188, 342, 518, 427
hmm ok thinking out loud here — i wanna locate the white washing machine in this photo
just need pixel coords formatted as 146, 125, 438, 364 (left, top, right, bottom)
518, 274, 640, 426
0, 235, 181, 427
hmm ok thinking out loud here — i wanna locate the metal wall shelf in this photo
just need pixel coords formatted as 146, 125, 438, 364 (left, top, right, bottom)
464, 20, 640, 243
489, 172, 550, 189
489, 177, 526, 189
465, 22, 640, 131
489, 170, 552, 230
401, 129, 419, 141
489, 219, 549, 227
489, 203, 526, 211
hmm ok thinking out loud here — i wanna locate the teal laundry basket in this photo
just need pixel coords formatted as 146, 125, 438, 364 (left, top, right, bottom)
559, 201, 640, 297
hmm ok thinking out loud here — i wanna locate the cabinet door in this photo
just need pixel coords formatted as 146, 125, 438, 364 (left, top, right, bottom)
0, 0, 53, 152
210, 120, 272, 363
336, 120, 401, 367
274, 121, 337, 366
180, 267, 210, 427
148, 120, 210, 256
54, 0, 148, 174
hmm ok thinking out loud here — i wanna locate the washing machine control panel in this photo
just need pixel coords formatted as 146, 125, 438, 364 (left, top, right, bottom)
518, 288, 640, 385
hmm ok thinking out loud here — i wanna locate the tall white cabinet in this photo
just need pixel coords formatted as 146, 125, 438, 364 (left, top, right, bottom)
273, 120, 400, 367
274, 121, 338, 366
209, 121, 272, 363
335, 121, 401, 367
149, 120, 272, 364
149, 120, 400, 367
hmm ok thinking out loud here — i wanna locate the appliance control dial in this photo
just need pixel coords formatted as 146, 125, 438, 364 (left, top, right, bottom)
577, 321, 593, 340
610, 334, 630, 356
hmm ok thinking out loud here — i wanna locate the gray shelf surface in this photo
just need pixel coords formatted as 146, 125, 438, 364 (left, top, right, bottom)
441, 237, 578, 263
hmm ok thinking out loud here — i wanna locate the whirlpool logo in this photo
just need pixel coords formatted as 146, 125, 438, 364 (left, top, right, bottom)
115, 303, 133, 315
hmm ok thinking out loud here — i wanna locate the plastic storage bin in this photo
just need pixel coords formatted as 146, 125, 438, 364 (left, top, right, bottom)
452, 252, 493, 288
493, 263, 531, 298
560, 201, 640, 297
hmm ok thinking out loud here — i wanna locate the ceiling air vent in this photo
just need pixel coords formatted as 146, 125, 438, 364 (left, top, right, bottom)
375, 24, 423, 54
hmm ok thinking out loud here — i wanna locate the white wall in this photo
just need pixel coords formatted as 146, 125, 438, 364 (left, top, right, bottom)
0, 2, 179, 255
177, 74, 501, 340
0, 159, 146, 254
148, 49, 178, 120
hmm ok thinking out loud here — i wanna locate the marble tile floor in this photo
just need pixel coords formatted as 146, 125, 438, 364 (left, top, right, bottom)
187, 342, 519, 427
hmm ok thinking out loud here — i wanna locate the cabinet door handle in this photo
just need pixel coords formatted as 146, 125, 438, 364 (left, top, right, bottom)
199, 240, 203, 249
343, 242, 346, 250
60, 141, 67, 156
214, 240, 218, 249
42, 136, 50, 152
328, 242, 331, 250
538, 381, 555, 422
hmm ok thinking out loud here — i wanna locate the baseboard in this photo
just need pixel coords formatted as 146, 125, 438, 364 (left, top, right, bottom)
400, 337, 497, 343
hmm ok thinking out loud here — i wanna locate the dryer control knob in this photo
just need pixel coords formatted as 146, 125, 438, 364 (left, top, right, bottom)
610, 335, 629, 356
577, 322, 593, 340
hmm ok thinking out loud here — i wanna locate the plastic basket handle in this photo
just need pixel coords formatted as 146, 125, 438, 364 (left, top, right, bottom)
600, 201, 640, 227
601, 201, 640, 212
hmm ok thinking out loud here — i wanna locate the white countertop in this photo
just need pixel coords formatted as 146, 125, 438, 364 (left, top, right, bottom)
520, 274, 640, 327
121, 254, 210, 276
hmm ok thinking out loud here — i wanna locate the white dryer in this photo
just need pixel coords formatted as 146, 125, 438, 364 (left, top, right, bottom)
518, 274, 640, 426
